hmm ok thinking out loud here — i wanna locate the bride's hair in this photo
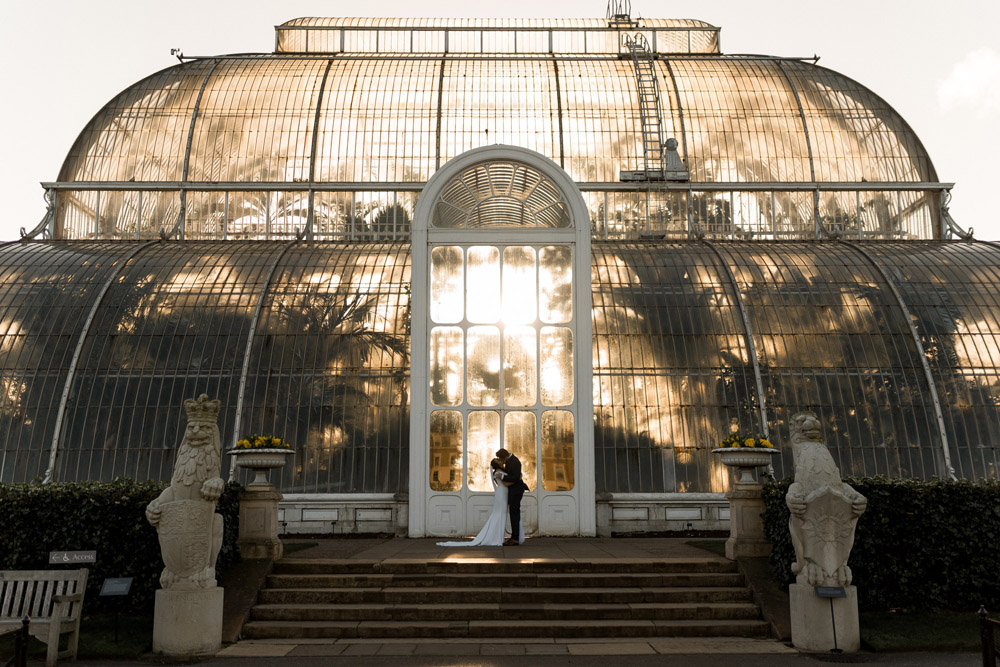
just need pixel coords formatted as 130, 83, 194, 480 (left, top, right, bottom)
490, 457, 504, 471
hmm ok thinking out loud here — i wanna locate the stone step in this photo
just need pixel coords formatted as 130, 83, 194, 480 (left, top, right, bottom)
256, 586, 756, 606
272, 558, 738, 576
263, 571, 747, 590
241, 618, 771, 640
249, 601, 762, 623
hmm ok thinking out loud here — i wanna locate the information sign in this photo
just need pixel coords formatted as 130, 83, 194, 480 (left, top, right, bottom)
814, 586, 847, 598
99, 578, 133, 597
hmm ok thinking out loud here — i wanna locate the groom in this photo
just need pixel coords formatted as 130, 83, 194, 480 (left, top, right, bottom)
496, 448, 529, 546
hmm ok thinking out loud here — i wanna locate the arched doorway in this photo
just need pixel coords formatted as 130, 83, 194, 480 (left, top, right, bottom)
409, 146, 594, 537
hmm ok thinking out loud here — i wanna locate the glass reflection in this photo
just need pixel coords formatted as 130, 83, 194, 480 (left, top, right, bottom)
542, 410, 574, 491
429, 410, 462, 491
504, 410, 536, 489
431, 246, 463, 323
540, 326, 573, 406
502, 247, 536, 325
468, 410, 500, 491
467, 246, 500, 324
504, 326, 537, 407
539, 246, 573, 323
430, 326, 463, 406
467, 326, 501, 406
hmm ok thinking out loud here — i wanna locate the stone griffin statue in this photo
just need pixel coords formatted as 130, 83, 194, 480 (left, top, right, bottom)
145, 395, 225, 590
786, 411, 867, 587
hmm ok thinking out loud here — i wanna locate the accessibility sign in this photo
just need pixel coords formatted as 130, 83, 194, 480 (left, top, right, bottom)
48, 551, 97, 564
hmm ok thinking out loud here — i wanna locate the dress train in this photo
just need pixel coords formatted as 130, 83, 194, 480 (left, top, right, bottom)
436, 470, 525, 547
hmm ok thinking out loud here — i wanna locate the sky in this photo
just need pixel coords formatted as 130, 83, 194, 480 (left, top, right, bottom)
1, 0, 997, 241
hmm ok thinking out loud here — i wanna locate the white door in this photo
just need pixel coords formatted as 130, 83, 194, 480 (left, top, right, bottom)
409, 146, 594, 537
425, 242, 578, 536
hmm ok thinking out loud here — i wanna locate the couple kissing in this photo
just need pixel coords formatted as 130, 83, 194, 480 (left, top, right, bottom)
437, 448, 530, 548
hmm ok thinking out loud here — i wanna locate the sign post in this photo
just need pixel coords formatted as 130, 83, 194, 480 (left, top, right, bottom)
814, 586, 847, 652
99, 577, 133, 643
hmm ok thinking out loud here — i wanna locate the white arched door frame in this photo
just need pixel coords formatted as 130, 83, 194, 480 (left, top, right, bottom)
408, 145, 595, 537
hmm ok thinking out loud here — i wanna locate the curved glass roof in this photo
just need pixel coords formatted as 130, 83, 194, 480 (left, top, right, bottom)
58, 56, 934, 187
1, 240, 995, 489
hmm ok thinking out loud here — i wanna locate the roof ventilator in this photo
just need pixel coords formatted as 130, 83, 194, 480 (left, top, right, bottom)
619, 32, 688, 182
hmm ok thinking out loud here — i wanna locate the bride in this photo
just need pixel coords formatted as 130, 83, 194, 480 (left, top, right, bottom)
437, 458, 525, 547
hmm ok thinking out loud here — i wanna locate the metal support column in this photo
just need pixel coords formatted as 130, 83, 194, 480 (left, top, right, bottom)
841, 240, 956, 480
306, 60, 334, 240
44, 240, 161, 482
777, 61, 820, 236
229, 239, 302, 479
552, 56, 566, 168
701, 240, 769, 438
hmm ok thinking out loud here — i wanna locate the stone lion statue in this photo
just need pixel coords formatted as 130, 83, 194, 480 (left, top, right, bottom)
145, 394, 225, 590
786, 411, 867, 587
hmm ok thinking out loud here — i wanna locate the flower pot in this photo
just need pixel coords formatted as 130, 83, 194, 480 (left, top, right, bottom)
712, 447, 779, 485
228, 448, 293, 488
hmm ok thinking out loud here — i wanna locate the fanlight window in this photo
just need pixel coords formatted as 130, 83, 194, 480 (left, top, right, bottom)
432, 161, 571, 229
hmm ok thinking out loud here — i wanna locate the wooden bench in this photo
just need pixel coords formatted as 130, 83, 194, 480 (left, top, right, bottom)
0, 569, 88, 667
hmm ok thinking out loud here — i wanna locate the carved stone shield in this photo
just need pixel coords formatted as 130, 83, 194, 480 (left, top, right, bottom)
157, 500, 214, 578
800, 487, 856, 583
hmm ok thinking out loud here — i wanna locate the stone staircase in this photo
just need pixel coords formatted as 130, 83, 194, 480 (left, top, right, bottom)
241, 558, 771, 640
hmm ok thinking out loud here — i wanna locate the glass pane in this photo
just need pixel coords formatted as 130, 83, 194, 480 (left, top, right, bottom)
467, 326, 501, 407
504, 326, 537, 407
540, 326, 573, 406
431, 246, 463, 323
502, 246, 536, 325
539, 246, 573, 323
429, 410, 462, 491
542, 410, 575, 491
468, 410, 500, 492
430, 326, 463, 406
467, 246, 500, 324
504, 410, 536, 490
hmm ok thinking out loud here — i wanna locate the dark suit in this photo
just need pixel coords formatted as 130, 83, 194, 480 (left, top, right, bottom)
503, 455, 529, 541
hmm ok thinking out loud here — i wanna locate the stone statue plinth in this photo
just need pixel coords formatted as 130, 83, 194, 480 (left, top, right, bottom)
153, 587, 224, 656
146, 394, 225, 656
789, 584, 860, 652
786, 411, 867, 653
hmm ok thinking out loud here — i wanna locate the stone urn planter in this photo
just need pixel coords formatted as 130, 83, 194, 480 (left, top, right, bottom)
228, 448, 292, 488
229, 447, 293, 561
711, 447, 779, 485
712, 445, 780, 560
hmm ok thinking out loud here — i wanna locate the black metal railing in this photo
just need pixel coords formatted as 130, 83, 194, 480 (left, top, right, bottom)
982, 606, 1000, 667
1, 617, 29, 667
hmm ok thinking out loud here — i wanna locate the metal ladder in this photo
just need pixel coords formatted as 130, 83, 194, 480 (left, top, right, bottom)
624, 33, 666, 180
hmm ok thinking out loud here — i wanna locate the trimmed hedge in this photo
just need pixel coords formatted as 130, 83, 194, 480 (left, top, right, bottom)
762, 476, 1000, 611
0, 478, 241, 613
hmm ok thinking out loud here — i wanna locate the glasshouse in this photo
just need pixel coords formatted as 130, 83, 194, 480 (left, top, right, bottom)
1, 11, 997, 537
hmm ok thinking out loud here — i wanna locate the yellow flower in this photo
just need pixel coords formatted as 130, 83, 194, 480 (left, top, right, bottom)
236, 439, 250, 449
761, 439, 772, 448
744, 438, 755, 447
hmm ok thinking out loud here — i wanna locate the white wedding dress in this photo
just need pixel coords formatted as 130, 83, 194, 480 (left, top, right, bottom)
436, 470, 525, 547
